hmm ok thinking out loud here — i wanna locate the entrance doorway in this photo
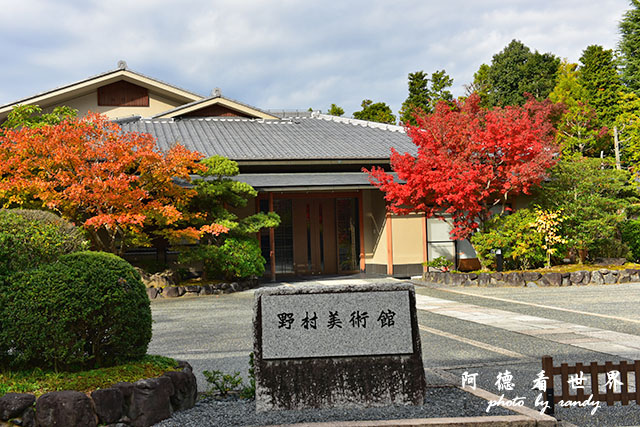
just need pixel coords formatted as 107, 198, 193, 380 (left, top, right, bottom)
260, 194, 361, 277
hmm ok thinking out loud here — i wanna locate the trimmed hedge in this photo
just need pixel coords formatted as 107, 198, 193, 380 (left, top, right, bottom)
0, 209, 88, 279
0, 251, 152, 371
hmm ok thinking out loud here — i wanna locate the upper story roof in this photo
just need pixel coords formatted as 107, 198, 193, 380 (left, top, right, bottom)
0, 64, 204, 121
118, 112, 415, 162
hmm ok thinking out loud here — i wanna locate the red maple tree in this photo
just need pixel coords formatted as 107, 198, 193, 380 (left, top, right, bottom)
0, 113, 225, 254
365, 94, 561, 239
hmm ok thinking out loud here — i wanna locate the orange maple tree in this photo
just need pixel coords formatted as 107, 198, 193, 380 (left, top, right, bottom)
365, 94, 561, 239
0, 112, 226, 254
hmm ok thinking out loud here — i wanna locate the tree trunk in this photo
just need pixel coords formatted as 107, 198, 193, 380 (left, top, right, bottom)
614, 126, 621, 170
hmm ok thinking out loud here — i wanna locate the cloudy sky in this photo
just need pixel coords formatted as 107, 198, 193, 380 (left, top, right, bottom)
0, 0, 632, 117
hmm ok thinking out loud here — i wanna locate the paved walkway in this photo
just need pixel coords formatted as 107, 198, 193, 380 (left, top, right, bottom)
414, 294, 640, 361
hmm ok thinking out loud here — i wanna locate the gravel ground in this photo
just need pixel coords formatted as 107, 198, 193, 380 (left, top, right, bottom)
154, 386, 515, 427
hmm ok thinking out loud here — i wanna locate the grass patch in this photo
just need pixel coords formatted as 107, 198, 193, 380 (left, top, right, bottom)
0, 355, 176, 397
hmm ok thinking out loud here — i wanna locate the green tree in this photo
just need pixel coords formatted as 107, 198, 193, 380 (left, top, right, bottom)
465, 63, 491, 106
327, 104, 344, 116
2, 104, 77, 129
535, 157, 638, 262
399, 70, 453, 124
175, 156, 280, 279
578, 45, 623, 128
353, 99, 396, 124
549, 60, 609, 157
615, 91, 640, 175
619, 0, 640, 94
483, 40, 559, 106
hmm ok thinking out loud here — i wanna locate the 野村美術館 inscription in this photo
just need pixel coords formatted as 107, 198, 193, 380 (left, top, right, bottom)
261, 290, 413, 359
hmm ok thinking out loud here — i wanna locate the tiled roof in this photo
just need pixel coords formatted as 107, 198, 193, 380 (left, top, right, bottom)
0, 67, 202, 110
118, 113, 415, 161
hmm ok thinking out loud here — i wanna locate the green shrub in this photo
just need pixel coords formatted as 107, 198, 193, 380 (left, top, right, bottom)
180, 237, 265, 280
621, 219, 640, 261
423, 256, 454, 271
0, 251, 152, 371
0, 209, 88, 278
472, 209, 551, 270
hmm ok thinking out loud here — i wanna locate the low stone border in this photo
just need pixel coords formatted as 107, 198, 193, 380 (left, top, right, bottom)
0, 361, 197, 427
423, 268, 640, 287
146, 278, 259, 300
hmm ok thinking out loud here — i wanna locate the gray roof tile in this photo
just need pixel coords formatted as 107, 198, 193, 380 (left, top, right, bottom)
119, 114, 415, 161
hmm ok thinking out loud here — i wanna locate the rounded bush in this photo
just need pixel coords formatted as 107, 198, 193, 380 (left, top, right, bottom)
0, 251, 152, 371
0, 209, 88, 278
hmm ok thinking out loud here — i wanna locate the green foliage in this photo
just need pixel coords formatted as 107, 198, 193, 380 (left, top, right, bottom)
621, 219, 640, 261
177, 156, 279, 280
578, 45, 622, 128
423, 256, 454, 271
2, 104, 77, 129
239, 352, 256, 399
0, 209, 88, 279
203, 353, 255, 399
471, 209, 549, 270
186, 156, 280, 240
203, 370, 243, 398
615, 91, 640, 176
180, 237, 265, 280
327, 103, 344, 116
400, 70, 453, 124
619, 0, 640, 94
483, 39, 560, 107
0, 251, 152, 371
466, 63, 492, 106
353, 99, 396, 124
535, 157, 637, 261
549, 60, 610, 157
0, 355, 176, 396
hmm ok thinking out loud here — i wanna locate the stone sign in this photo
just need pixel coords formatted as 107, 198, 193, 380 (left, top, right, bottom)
261, 290, 413, 359
253, 281, 426, 411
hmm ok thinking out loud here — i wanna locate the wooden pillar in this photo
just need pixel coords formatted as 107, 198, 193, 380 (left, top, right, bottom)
422, 213, 428, 272
269, 192, 276, 282
386, 212, 393, 276
358, 191, 365, 272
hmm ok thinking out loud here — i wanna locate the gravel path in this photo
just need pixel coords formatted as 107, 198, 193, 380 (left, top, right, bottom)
154, 387, 515, 427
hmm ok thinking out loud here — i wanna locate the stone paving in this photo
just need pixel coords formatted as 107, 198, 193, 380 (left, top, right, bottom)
414, 293, 640, 361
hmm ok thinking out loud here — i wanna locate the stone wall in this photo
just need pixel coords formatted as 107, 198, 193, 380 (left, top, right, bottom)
423, 268, 640, 287
0, 361, 196, 427
146, 278, 259, 300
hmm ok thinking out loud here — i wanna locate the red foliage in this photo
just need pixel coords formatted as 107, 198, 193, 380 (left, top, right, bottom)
0, 112, 216, 253
365, 94, 560, 239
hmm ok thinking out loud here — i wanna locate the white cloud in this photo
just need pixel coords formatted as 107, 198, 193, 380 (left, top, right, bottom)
0, 0, 632, 116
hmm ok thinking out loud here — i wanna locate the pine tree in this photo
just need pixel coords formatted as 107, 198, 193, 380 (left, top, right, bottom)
578, 45, 622, 128
619, 0, 640, 94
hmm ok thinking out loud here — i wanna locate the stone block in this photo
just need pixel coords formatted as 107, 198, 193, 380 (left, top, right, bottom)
0, 393, 35, 420
164, 286, 185, 298
569, 271, 586, 285
127, 377, 174, 427
146, 287, 159, 300
91, 388, 123, 425
541, 272, 562, 287
450, 274, 468, 286
603, 272, 617, 284
477, 273, 491, 286
254, 282, 426, 411
504, 272, 524, 286
561, 273, 571, 286
523, 271, 541, 281
184, 285, 201, 293
163, 370, 197, 412
591, 271, 604, 285
35, 391, 97, 427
